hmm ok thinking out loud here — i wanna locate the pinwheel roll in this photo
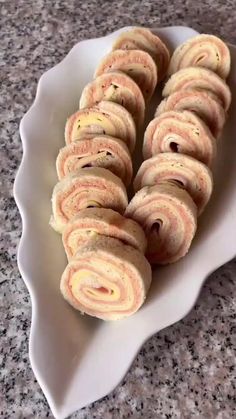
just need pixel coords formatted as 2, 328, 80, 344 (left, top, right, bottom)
168, 34, 231, 79
163, 67, 231, 111
65, 101, 136, 153
95, 49, 157, 101
56, 135, 133, 186
155, 89, 225, 138
125, 182, 197, 265
62, 208, 147, 260
79, 71, 145, 127
50, 167, 128, 233
112, 27, 170, 81
134, 152, 213, 215
143, 110, 216, 166
60, 236, 152, 320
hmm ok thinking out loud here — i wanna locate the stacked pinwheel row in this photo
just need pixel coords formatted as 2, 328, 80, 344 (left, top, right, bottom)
50, 28, 170, 320
126, 34, 231, 265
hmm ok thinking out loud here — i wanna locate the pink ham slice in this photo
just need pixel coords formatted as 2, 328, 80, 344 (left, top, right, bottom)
62, 207, 147, 260
56, 135, 133, 186
60, 235, 152, 320
134, 152, 213, 215
125, 181, 197, 265
79, 71, 145, 127
112, 27, 170, 81
65, 100, 136, 153
50, 167, 128, 233
143, 110, 216, 166
155, 89, 225, 138
95, 49, 157, 101
163, 67, 231, 111
168, 34, 231, 79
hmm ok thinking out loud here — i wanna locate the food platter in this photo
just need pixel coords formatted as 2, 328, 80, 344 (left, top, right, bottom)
14, 26, 236, 418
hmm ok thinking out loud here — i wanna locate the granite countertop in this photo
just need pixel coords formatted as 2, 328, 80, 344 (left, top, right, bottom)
1, 0, 236, 417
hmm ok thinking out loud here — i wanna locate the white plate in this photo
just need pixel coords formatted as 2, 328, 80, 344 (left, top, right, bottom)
14, 26, 236, 419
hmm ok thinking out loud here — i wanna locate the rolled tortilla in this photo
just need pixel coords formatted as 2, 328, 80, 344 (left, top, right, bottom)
168, 34, 231, 79
155, 89, 225, 138
134, 152, 213, 215
65, 100, 136, 153
62, 207, 147, 260
163, 67, 231, 111
95, 49, 157, 101
50, 167, 128, 233
125, 182, 197, 265
143, 110, 216, 166
112, 27, 170, 81
79, 71, 145, 127
56, 135, 133, 186
60, 235, 152, 320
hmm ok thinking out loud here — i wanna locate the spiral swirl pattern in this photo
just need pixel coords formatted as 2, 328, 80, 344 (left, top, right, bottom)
50, 167, 128, 233
134, 152, 213, 215
62, 208, 147, 260
155, 89, 225, 138
60, 236, 152, 320
56, 135, 133, 186
80, 71, 145, 127
168, 34, 231, 79
65, 100, 136, 152
163, 67, 231, 111
143, 110, 216, 166
95, 49, 157, 101
125, 182, 197, 265
112, 27, 170, 81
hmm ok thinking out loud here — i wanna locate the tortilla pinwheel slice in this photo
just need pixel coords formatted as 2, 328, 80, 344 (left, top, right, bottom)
65, 100, 136, 152
50, 167, 128, 233
133, 152, 213, 215
168, 34, 231, 79
62, 207, 147, 260
112, 27, 170, 81
163, 67, 231, 111
125, 181, 197, 265
95, 49, 157, 101
155, 89, 225, 138
143, 110, 216, 166
56, 135, 133, 186
60, 235, 152, 320
79, 71, 145, 127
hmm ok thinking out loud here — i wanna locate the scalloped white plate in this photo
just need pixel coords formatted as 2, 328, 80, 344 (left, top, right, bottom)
14, 26, 236, 419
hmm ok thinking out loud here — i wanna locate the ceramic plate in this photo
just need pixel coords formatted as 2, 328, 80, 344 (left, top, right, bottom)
14, 26, 236, 419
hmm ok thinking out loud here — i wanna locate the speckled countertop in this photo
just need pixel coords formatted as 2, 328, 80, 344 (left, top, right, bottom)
1, 0, 236, 418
